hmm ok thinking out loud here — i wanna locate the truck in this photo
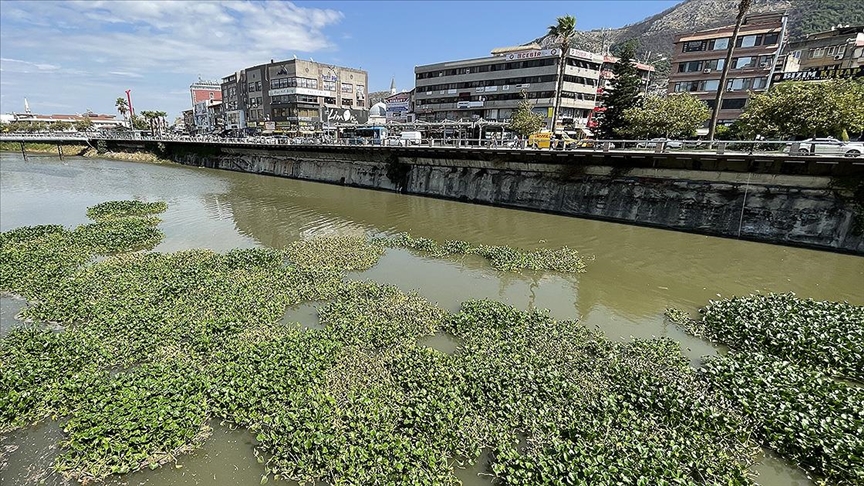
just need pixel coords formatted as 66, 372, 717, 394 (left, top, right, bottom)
528, 131, 577, 149
399, 131, 423, 146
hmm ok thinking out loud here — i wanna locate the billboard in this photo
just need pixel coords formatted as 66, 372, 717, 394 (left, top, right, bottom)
772, 66, 863, 83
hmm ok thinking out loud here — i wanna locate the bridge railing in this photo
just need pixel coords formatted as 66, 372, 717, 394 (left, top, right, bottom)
3, 132, 862, 158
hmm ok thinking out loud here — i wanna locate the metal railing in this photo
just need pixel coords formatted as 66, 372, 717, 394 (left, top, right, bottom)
2, 133, 862, 158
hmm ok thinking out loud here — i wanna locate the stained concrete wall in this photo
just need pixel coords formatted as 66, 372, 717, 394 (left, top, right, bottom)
168, 147, 863, 254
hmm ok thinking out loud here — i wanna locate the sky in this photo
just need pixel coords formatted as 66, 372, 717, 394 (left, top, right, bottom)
0, 0, 680, 119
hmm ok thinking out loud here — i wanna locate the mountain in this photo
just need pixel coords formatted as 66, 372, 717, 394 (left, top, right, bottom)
539, 0, 864, 60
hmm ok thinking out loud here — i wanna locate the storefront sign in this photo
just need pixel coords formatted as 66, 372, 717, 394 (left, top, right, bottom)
772, 66, 864, 83
268, 87, 328, 97
505, 48, 559, 61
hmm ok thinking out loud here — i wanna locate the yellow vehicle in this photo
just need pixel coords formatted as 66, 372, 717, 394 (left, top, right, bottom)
528, 131, 577, 149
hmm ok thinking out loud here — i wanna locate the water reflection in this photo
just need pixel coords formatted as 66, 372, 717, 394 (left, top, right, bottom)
0, 294, 27, 337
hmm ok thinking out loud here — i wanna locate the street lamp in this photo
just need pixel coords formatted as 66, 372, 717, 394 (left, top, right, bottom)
323, 65, 340, 139
643, 53, 667, 95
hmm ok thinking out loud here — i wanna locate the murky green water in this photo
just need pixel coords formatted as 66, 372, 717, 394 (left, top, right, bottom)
2, 153, 859, 485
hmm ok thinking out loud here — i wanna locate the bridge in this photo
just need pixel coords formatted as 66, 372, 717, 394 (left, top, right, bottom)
2, 133, 862, 177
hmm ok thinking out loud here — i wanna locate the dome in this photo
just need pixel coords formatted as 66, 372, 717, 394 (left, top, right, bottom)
369, 102, 387, 117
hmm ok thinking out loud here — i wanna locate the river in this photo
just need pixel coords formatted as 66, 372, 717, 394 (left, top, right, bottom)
1, 152, 860, 485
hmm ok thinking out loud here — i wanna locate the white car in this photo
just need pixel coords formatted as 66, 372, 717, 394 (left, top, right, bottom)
790, 137, 863, 157
638, 138, 683, 149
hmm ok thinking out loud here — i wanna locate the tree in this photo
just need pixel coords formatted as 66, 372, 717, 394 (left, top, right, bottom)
547, 14, 577, 132
49, 121, 73, 132
595, 42, 642, 139
74, 117, 93, 132
707, 0, 752, 141
131, 115, 148, 131
116, 97, 129, 128
737, 79, 864, 139
508, 93, 545, 140
621, 94, 710, 139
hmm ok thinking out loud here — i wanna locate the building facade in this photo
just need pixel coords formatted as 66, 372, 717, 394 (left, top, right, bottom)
414, 47, 603, 128
414, 46, 654, 129
190, 80, 222, 106
220, 59, 368, 134
667, 12, 786, 124
192, 100, 222, 134
775, 25, 864, 83
385, 90, 414, 123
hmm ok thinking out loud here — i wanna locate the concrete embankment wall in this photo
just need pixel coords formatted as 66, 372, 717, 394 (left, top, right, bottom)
123, 142, 864, 254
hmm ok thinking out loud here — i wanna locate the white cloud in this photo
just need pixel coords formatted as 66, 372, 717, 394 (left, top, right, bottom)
0, 57, 61, 72
109, 71, 144, 78
0, 1, 345, 115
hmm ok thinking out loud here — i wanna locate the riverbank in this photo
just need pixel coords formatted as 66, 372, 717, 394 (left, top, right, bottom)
0, 142, 171, 164
0, 142, 88, 156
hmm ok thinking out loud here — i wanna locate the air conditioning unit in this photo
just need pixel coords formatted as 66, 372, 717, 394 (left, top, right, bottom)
703, 69, 712, 73
833, 54, 844, 60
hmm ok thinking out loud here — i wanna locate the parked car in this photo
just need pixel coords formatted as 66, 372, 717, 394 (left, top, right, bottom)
787, 137, 863, 157
637, 138, 683, 149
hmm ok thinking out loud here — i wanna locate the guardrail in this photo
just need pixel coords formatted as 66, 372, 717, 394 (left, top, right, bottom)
3, 133, 862, 158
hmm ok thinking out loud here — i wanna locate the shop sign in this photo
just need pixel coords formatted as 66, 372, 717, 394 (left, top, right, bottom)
505, 48, 559, 61
772, 66, 864, 83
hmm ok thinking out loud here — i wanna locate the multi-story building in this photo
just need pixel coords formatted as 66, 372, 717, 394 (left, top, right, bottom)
667, 12, 787, 125
192, 99, 222, 134
414, 45, 655, 129
220, 71, 244, 130
414, 46, 604, 128
220, 59, 368, 134
775, 25, 864, 83
190, 80, 222, 106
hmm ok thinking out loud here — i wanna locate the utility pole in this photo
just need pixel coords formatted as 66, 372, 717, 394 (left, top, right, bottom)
707, 0, 751, 142
125, 89, 135, 130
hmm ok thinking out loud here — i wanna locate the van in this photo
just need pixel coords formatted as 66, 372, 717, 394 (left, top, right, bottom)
400, 131, 423, 146
528, 131, 576, 149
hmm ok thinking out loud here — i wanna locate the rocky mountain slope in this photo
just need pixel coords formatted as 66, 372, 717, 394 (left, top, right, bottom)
539, 0, 864, 59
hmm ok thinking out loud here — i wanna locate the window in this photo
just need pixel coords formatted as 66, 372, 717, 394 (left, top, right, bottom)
341, 98, 353, 106
726, 77, 767, 91
704, 58, 726, 70
763, 33, 779, 46
721, 98, 747, 110
323, 97, 336, 105
734, 57, 756, 69
341, 83, 353, 93
701, 79, 720, 91
323, 80, 336, 91
711, 38, 729, 50
737, 35, 758, 48
683, 40, 706, 52
678, 61, 703, 72
674, 81, 700, 92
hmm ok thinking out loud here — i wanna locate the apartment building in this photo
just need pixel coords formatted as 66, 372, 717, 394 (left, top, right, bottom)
668, 12, 786, 124
190, 80, 222, 105
414, 47, 605, 128
220, 59, 368, 133
776, 25, 864, 83
413, 44, 656, 129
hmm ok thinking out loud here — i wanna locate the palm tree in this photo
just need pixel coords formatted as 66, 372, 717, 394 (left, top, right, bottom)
547, 14, 577, 132
115, 97, 129, 129
707, 0, 752, 141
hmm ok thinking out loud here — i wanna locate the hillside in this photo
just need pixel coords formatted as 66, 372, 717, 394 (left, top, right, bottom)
535, 0, 864, 60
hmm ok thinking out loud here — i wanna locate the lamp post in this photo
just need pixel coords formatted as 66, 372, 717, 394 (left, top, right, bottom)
642, 53, 667, 95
